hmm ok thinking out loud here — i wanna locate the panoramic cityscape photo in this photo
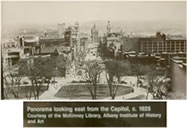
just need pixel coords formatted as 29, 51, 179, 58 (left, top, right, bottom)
1, 1, 186, 100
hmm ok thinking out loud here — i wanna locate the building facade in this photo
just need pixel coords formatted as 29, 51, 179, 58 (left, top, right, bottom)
106, 32, 122, 57
3, 48, 24, 67
121, 37, 139, 53
139, 32, 186, 54
91, 24, 99, 43
58, 23, 66, 38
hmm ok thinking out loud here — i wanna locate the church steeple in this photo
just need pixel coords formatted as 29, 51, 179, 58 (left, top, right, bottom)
107, 20, 111, 34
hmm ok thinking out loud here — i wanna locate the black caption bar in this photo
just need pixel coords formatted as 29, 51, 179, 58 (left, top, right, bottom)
24, 102, 166, 127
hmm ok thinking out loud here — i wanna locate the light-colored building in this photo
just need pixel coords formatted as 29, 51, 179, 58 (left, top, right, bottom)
106, 21, 111, 34
105, 21, 123, 57
16, 35, 39, 47
139, 32, 186, 54
2, 39, 18, 48
58, 23, 66, 38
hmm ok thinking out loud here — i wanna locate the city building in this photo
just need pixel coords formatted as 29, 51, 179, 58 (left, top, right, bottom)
39, 38, 68, 47
85, 42, 101, 61
106, 21, 111, 34
139, 32, 186, 54
104, 21, 124, 57
80, 37, 88, 53
39, 47, 60, 56
121, 37, 139, 53
91, 24, 99, 43
58, 23, 66, 38
15, 35, 39, 56
23, 35, 39, 47
16, 35, 39, 47
106, 32, 122, 57
2, 48, 24, 67
2, 39, 18, 48
38, 23, 80, 61
165, 39, 186, 53
170, 57, 186, 99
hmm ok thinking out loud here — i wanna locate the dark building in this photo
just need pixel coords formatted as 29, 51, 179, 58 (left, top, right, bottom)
39, 38, 69, 47
3, 48, 24, 66
121, 37, 139, 53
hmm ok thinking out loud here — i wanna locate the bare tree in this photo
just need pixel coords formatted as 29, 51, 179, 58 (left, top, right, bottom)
3, 62, 26, 99
82, 60, 103, 100
25, 56, 56, 99
105, 60, 131, 99
131, 63, 147, 87
144, 65, 170, 99
3, 69, 21, 99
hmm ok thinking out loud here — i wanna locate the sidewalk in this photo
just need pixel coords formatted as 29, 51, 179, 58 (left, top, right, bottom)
39, 78, 72, 100
103, 86, 148, 100
39, 77, 150, 100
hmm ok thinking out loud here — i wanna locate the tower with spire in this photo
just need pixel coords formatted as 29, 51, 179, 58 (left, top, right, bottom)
107, 20, 111, 35
91, 24, 99, 43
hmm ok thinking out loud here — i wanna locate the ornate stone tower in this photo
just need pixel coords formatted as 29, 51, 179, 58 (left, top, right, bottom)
91, 24, 99, 43
106, 20, 111, 34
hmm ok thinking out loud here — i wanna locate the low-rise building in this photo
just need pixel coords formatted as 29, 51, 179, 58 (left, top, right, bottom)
3, 48, 24, 66
2, 39, 18, 48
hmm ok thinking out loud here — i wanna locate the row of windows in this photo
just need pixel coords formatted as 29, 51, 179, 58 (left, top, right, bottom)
142, 41, 186, 44
142, 48, 186, 53
142, 48, 186, 52
142, 42, 186, 53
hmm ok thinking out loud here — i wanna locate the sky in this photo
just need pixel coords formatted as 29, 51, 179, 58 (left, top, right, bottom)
2, 1, 186, 26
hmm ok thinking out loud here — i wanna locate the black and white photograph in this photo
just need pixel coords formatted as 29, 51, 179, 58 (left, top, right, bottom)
1, 1, 186, 100
23, 101, 166, 127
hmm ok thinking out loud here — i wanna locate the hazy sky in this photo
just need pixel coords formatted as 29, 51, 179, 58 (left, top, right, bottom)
2, 1, 186, 26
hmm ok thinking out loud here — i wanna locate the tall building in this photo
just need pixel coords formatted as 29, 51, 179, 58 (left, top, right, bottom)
17, 36, 25, 47
75, 22, 79, 33
106, 21, 111, 35
58, 23, 65, 38
91, 24, 99, 43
